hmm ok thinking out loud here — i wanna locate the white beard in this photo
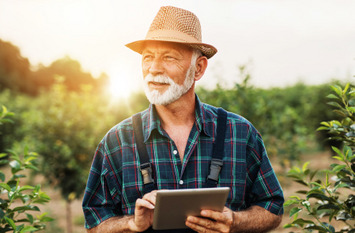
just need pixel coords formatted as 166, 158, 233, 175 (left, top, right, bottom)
143, 64, 196, 106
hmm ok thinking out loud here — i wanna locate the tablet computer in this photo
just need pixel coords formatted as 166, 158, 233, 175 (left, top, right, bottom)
152, 187, 230, 230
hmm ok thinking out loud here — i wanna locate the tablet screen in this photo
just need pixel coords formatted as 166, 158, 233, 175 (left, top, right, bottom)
152, 187, 230, 230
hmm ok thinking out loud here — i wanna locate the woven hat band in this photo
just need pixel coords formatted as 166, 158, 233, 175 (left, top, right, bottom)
146, 30, 201, 44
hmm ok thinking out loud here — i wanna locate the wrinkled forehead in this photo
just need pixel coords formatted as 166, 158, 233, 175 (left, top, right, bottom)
141, 41, 193, 55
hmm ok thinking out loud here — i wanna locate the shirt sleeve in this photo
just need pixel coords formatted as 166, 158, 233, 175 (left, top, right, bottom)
245, 127, 284, 215
82, 140, 122, 229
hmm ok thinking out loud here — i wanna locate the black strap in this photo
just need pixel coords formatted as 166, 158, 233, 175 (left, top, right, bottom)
205, 108, 227, 188
132, 113, 155, 194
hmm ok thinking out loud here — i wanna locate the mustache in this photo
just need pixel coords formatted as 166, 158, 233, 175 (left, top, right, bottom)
144, 74, 174, 84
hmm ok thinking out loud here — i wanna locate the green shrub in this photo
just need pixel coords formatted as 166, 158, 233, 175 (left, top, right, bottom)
284, 84, 355, 233
0, 106, 53, 232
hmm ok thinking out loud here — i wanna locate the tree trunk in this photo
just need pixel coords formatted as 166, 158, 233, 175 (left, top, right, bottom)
66, 200, 72, 233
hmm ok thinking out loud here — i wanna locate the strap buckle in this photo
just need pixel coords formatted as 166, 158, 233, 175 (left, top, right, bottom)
207, 159, 223, 182
140, 163, 154, 185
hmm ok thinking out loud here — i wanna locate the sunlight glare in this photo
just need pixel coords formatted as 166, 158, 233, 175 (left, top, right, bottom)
107, 68, 134, 99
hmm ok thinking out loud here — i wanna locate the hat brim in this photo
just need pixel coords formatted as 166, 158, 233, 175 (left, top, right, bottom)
125, 39, 217, 59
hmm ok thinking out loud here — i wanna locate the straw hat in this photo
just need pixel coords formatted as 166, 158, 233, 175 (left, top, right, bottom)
125, 6, 217, 59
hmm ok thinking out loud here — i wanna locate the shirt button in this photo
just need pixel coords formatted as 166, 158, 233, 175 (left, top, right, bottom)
179, 180, 184, 185
173, 150, 178, 155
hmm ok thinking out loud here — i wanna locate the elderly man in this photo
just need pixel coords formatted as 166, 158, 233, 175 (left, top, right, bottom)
82, 6, 284, 233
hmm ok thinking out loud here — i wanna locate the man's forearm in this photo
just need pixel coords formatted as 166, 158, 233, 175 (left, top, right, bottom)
232, 205, 282, 233
86, 216, 137, 233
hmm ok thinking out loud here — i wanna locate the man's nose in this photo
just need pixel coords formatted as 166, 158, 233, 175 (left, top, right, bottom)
148, 58, 164, 75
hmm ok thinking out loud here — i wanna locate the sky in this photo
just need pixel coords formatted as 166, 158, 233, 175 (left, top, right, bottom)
0, 0, 354, 97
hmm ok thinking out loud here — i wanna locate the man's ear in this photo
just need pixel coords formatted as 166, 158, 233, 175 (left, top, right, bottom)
194, 56, 208, 81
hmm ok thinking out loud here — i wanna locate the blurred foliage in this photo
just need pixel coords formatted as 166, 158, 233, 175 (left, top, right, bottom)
0, 39, 108, 95
197, 65, 340, 165
0, 106, 53, 233
284, 83, 355, 233
3, 78, 133, 201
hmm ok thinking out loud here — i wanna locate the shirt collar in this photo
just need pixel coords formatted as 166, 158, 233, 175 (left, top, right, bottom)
143, 95, 212, 142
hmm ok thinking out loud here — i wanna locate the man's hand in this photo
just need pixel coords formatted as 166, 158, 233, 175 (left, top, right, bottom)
185, 205, 282, 233
128, 190, 157, 232
185, 206, 234, 233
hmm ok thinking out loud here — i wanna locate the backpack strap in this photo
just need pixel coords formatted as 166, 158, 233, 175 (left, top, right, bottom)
132, 113, 155, 195
205, 108, 228, 188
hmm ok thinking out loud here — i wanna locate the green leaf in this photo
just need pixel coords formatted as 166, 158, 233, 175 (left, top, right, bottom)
4, 216, 16, 230
302, 162, 310, 172
332, 146, 344, 159
0, 171, 5, 182
37, 212, 54, 222
23, 146, 29, 156
332, 156, 343, 162
16, 224, 24, 232
0, 183, 11, 192
19, 226, 38, 233
292, 218, 315, 226
320, 121, 330, 127
343, 83, 350, 94
24, 164, 38, 171
332, 164, 346, 173
13, 205, 40, 212
294, 179, 308, 186
13, 174, 26, 179
331, 85, 342, 97
333, 109, 348, 117
26, 213, 34, 224
284, 199, 300, 207
296, 190, 308, 194
310, 181, 322, 187
344, 145, 352, 160
0, 208, 5, 219
328, 101, 343, 109
325, 172, 330, 186
0, 153, 8, 159
24, 156, 37, 164
305, 224, 328, 231
317, 204, 340, 211
9, 160, 22, 173
283, 223, 294, 228
347, 106, 355, 113
327, 94, 340, 99
19, 185, 35, 192
307, 193, 332, 202
317, 126, 329, 131
289, 207, 302, 217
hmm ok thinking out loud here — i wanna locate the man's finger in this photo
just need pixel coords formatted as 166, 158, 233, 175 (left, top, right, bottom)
200, 210, 226, 222
135, 198, 155, 210
186, 219, 219, 233
142, 190, 157, 204
200, 208, 233, 225
186, 216, 222, 232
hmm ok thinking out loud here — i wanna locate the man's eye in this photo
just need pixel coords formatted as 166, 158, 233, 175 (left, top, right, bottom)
143, 55, 153, 61
165, 56, 176, 61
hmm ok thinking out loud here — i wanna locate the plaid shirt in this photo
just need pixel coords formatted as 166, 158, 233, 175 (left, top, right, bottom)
82, 96, 284, 229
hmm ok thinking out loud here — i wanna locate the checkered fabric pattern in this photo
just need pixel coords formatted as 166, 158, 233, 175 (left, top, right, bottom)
82, 96, 284, 229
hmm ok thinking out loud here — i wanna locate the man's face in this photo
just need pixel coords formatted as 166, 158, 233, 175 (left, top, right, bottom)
141, 41, 196, 105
